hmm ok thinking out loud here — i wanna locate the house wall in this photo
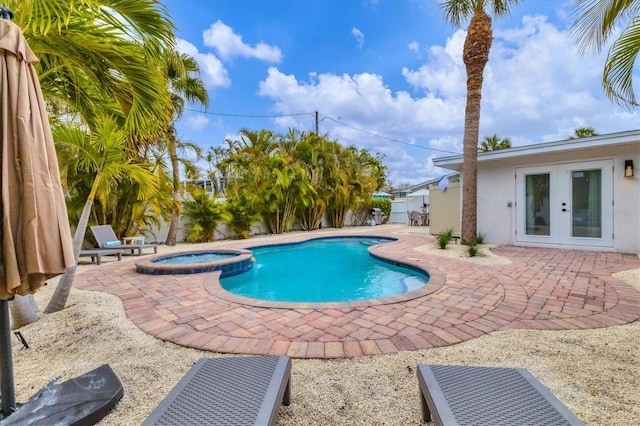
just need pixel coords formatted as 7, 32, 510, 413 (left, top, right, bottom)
476, 142, 640, 253
429, 181, 461, 237
477, 168, 514, 245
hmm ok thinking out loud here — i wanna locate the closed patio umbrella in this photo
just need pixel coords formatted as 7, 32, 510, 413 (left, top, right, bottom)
0, 12, 75, 415
409, 188, 429, 206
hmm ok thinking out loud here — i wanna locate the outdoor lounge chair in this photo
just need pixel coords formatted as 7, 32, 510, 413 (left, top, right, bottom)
79, 248, 122, 265
417, 364, 584, 425
142, 356, 291, 426
90, 225, 157, 255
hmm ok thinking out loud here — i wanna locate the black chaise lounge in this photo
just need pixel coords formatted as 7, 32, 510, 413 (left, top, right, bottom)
142, 356, 292, 426
90, 224, 157, 255
417, 364, 584, 426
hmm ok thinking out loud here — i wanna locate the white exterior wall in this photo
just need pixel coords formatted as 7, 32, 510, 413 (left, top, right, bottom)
476, 142, 640, 253
477, 167, 515, 245
612, 146, 640, 253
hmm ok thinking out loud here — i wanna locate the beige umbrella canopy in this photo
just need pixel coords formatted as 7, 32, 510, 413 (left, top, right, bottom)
0, 19, 75, 299
0, 15, 75, 416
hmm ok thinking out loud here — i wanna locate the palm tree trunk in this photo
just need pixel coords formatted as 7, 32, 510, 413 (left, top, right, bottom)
166, 133, 181, 246
44, 197, 94, 314
10, 295, 40, 329
461, 10, 492, 245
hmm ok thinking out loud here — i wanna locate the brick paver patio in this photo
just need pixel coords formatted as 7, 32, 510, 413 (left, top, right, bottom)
75, 225, 640, 359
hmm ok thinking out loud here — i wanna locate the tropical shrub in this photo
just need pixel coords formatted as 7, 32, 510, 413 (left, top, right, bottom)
182, 188, 230, 242
225, 197, 261, 239
219, 128, 387, 233
326, 147, 385, 228
437, 228, 454, 249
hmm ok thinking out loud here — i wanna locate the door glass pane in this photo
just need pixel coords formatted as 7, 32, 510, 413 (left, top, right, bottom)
571, 169, 601, 238
525, 174, 550, 236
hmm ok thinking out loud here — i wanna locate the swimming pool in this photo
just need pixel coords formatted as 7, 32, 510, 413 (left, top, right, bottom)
220, 237, 429, 303
135, 249, 252, 275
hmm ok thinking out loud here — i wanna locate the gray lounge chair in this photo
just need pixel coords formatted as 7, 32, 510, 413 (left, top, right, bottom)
79, 248, 122, 265
417, 364, 584, 425
90, 225, 157, 255
142, 356, 291, 426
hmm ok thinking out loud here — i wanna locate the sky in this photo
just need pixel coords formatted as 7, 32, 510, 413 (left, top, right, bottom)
162, 0, 639, 187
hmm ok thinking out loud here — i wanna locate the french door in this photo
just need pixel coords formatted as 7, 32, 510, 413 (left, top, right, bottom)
516, 160, 613, 247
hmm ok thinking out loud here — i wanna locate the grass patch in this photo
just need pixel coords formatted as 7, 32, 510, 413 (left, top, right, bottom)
437, 228, 454, 249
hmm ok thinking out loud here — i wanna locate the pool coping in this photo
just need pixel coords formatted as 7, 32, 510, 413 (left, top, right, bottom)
73, 225, 640, 359
135, 249, 253, 275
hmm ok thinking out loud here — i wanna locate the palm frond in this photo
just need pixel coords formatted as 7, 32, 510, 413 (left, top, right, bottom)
603, 14, 640, 106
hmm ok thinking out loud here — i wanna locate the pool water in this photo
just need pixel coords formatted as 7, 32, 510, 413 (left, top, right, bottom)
220, 237, 429, 303
153, 252, 238, 265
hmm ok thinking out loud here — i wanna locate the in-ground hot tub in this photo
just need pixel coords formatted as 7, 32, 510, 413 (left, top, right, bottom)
135, 249, 253, 276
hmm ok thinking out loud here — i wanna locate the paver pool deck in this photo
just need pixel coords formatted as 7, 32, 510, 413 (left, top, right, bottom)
74, 225, 640, 359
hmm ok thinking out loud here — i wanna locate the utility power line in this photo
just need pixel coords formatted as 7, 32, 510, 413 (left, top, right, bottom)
184, 108, 313, 118
320, 116, 461, 155
183, 108, 461, 155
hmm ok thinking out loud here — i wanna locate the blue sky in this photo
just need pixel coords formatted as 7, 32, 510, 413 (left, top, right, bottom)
163, 0, 639, 187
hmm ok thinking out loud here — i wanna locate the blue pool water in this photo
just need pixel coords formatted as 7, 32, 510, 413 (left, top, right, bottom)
220, 237, 429, 303
153, 252, 238, 265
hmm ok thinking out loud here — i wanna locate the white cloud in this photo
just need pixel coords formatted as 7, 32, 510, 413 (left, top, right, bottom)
185, 114, 210, 131
352, 27, 365, 50
408, 41, 421, 54
258, 66, 463, 184
255, 15, 639, 184
203, 20, 282, 62
176, 39, 231, 89
402, 30, 466, 99
259, 67, 462, 137
401, 15, 638, 143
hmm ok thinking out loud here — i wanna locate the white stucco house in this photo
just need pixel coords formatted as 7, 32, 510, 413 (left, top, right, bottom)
432, 129, 640, 254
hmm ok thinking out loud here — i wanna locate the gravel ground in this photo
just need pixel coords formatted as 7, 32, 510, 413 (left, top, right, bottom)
7, 236, 640, 425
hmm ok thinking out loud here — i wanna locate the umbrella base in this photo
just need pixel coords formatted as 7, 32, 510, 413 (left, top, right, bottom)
0, 364, 123, 425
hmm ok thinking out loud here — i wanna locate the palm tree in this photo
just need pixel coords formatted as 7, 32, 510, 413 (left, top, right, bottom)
440, 0, 522, 244
7, 0, 176, 138
569, 126, 599, 139
571, 0, 640, 107
45, 116, 158, 313
161, 50, 209, 246
221, 129, 286, 233
290, 130, 333, 231
3, 0, 176, 322
204, 145, 231, 195
326, 146, 383, 227
478, 134, 512, 151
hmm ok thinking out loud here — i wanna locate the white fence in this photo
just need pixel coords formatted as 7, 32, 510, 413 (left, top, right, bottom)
390, 196, 429, 224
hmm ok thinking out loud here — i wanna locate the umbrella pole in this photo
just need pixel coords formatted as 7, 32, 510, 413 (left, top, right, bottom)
0, 6, 17, 417
0, 299, 15, 415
